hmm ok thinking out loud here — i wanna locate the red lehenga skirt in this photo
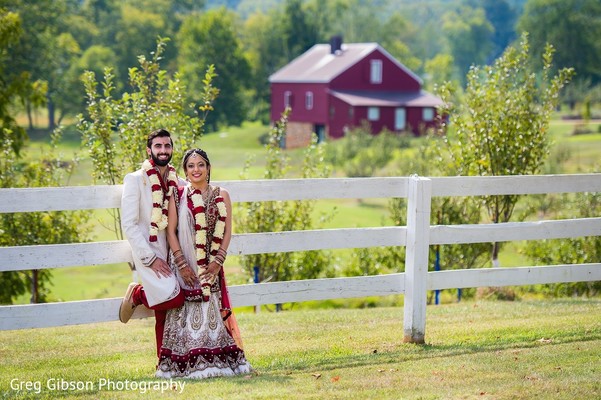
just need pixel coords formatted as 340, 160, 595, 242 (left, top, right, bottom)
155, 284, 251, 379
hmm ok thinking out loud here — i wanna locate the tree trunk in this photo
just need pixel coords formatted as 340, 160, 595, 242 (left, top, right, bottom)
47, 98, 55, 131
30, 270, 39, 303
26, 102, 34, 130
491, 241, 501, 268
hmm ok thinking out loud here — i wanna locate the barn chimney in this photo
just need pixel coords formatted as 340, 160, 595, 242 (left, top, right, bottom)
330, 35, 343, 55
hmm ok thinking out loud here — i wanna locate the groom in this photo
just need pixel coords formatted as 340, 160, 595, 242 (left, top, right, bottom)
119, 128, 184, 357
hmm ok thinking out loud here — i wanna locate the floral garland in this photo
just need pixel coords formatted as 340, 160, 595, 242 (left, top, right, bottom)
188, 185, 227, 300
142, 159, 178, 242
188, 186, 227, 266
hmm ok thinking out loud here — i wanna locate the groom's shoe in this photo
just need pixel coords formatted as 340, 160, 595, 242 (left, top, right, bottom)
119, 282, 139, 323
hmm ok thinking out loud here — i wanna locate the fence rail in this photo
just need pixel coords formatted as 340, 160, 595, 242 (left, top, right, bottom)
1, 174, 600, 342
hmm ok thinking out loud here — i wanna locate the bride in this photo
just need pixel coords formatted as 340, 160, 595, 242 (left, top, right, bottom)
155, 148, 251, 379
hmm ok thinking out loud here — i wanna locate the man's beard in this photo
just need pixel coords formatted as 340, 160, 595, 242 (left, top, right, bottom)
151, 152, 172, 167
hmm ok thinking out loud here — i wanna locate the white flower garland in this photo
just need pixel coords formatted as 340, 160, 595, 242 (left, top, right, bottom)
188, 186, 227, 266
142, 159, 178, 242
188, 185, 227, 300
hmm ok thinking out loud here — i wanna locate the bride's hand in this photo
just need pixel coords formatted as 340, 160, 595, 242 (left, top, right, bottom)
180, 264, 198, 287
199, 261, 221, 281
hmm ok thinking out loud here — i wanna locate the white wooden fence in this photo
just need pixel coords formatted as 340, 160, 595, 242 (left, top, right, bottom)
1, 174, 600, 343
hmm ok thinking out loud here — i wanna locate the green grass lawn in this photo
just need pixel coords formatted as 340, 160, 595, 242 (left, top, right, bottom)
0, 299, 599, 399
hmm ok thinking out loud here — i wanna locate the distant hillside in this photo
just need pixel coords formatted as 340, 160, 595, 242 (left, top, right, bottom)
206, 0, 528, 22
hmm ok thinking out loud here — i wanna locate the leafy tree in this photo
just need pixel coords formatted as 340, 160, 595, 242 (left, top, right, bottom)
80, 0, 121, 49
522, 191, 601, 297
62, 10, 99, 51
325, 123, 411, 177
0, 0, 68, 130
177, 7, 251, 130
349, 135, 489, 303
78, 38, 218, 241
378, 12, 421, 73
442, 5, 494, 85
424, 53, 458, 92
0, 127, 90, 303
561, 78, 594, 112
280, 0, 318, 60
114, 3, 167, 84
242, 11, 287, 123
60, 45, 121, 123
436, 33, 574, 266
517, 0, 601, 85
1, 5, 89, 303
467, 0, 518, 62
236, 110, 333, 297
76, 45, 120, 87
0, 7, 43, 154
306, 0, 386, 44
46, 32, 82, 128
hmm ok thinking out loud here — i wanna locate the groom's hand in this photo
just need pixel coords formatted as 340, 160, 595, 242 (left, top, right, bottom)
149, 257, 172, 278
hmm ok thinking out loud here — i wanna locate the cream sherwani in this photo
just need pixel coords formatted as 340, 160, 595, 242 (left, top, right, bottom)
121, 169, 179, 307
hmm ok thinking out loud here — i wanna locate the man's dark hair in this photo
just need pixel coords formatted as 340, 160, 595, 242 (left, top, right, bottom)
146, 129, 173, 148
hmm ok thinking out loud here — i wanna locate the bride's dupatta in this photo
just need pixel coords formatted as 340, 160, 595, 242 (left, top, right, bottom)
219, 269, 244, 350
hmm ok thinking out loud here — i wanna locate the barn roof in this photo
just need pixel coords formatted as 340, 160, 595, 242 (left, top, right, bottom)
269, 43, 422, 84
329, 90, 444, 108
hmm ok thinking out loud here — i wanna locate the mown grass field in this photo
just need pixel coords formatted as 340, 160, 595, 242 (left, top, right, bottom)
1, 299, 599, 399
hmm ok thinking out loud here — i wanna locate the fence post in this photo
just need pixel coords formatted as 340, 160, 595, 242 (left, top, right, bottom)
403, 176, 432, 344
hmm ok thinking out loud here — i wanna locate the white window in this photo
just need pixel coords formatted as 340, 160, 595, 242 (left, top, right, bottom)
284, 91, 292, 108
305, 91, 313, 110
368, 107, 380, 121
423, 107, 434, 122
370, 59, 382, 84
395, 108, 406, 130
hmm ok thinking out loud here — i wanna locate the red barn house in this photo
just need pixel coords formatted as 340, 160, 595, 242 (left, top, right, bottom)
269, 37, 443, 148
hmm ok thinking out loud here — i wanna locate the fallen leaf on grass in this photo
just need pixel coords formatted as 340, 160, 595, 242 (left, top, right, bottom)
378, 369, 385, 373
538, 338, 553, 344
331, 376, 340, 382
311, 373, 322, 379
